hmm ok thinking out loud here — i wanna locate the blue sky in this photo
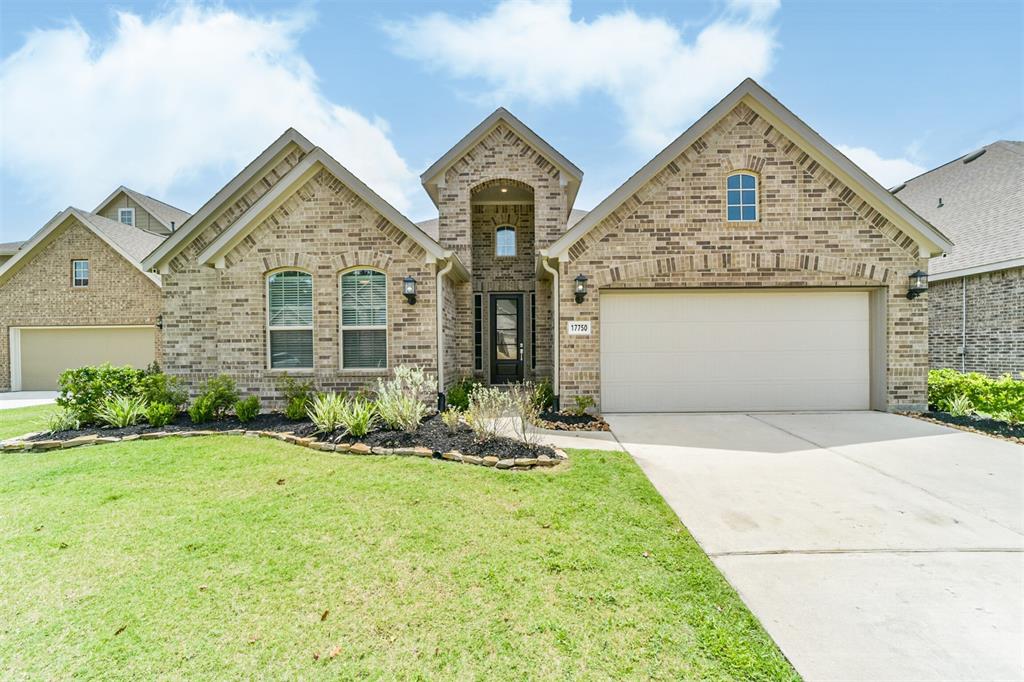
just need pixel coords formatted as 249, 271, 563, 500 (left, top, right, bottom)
1, 0, 1021, 242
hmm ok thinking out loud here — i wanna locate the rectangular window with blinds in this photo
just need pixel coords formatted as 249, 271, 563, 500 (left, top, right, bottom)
473, 293, 482, 371
340, 269, 387, 369
267, 270, 314, 369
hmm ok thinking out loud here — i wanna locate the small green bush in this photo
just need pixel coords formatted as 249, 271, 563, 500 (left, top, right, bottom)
279, 375, 314, 420
139, 372, 188, 409
46, 407, 81, 434
928, 369, 1024, 423
376, 366, 435, 432
446, 376, 480, 412
57, 363, 145, 424
532, 378, 555, 413
188, 395, 215, 424
192, 374, 239, 421
337, 396, 377, 437
95, 395, 148, 428
571, 395, 596, 416
234, 396, 261, 423
943, 394, 974, 417
441, 407, 461, 433
146, 402, 178, 427
308, 393, 346, 433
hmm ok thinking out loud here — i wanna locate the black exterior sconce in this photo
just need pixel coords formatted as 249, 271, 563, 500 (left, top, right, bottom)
574, 274, 588, 303
906, 270, 928, 300
403, 276, 417, 304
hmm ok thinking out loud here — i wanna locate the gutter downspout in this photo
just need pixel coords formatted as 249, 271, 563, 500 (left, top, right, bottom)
961, 276, 967, 373
541, 256, 560, 411
435, 256, 455, 411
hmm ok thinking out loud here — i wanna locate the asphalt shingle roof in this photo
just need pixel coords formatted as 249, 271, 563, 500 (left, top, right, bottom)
119, 187, 192, 231
78, 211, 167, 263
0, 240, 24, 254
895, 140, 1023, 276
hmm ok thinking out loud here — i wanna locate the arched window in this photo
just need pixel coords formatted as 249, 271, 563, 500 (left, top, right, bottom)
340, 269, 387, 369
727, 172, 758, 222
267, 270, 313, 369
496, 225, 516, 257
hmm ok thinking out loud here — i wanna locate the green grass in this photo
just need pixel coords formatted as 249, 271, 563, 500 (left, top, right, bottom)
0, 425, 797, 679
0, 403, 57, 441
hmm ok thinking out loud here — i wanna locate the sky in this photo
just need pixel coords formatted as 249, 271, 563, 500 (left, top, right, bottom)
0, 0, 1021, 242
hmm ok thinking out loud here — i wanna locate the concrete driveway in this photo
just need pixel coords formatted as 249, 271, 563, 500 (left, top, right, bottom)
607, 411, 1024, 681
0, 391, 58, 410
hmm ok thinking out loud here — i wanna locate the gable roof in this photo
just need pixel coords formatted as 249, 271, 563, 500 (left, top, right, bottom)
892, 140, 1023, 280
0, 241, 24, 256
194, 146, 467, 281
0, 208, 164, 287
544, 78, 954, 260
143, 128, 316, 271
420, 107, 583, 212
94, 186, 192, 232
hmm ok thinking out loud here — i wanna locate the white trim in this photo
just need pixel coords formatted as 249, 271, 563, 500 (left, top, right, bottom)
929, 257, 1024, 281
339, 268, 388, 371
118, 207, 135, 227
9, 328, 21, 391
726, 171, 758, 223
544, 78, 954, 259
71, 259, 90, 287
495, 225, 517, 257
266, 269, 314, 371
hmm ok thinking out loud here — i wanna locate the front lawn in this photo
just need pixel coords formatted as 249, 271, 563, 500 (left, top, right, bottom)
0, 421, 797, 679
0, 403, 56, 441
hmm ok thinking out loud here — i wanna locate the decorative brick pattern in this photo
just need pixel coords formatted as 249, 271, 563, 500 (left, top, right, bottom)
928, 267, 1024, 376
0, 217, 163, 391
556, 102, 928, 411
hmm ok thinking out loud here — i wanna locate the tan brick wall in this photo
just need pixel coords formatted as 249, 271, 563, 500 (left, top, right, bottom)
0, 217, 163, 391
928, 267, 1024, 377
161, 168, 439, 404
556, 102, 929, 411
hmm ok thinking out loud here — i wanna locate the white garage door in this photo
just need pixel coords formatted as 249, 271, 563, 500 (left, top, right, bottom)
16, 326, 156, 390
600, 290, 870, 412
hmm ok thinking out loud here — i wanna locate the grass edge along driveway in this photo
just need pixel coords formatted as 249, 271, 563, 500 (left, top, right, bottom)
0, 405, 798, 680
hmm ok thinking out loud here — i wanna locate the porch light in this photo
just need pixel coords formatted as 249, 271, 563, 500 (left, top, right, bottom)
500, 187, 508, 193
906, 270, 928, 299
403, 276, 417, 304
574, 274, 588, 303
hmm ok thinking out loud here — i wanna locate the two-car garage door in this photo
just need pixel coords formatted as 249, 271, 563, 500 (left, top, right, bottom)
13, 327, 156, 390
600, 290, 871, 412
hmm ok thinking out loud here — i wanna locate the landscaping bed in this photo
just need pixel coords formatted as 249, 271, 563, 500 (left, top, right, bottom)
536, 411, 611, 432
911, 411, 1024, 443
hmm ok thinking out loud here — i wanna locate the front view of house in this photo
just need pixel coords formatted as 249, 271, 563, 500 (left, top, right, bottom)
140, 79, 952, 413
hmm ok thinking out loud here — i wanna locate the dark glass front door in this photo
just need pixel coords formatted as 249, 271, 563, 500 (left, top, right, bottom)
490, 294, 523, 384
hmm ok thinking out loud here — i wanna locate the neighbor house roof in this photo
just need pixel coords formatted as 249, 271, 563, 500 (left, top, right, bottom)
0, 241, 24, 255
94, 186, 192, 232
420, 107, 583, 213
544, 78, 954, 260
0, 208, 165, 287
892, 140, 1023, 280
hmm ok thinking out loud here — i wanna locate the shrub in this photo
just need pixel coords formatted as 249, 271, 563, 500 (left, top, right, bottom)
307, 393, 346, 434
507, 382, 541, 446
234, 396, 261, 423
146, 402, 178, 427
46, 407, 81, 434
376, 366, 436, 432
532, 378, 555, 413
928, 369, 1024, 423
466, 386, 511, 440
337, 396, 377, 437
95, 395, 148, 428
192, 374, 239, 421
943, 393, 974, 417
441, 407, 462, 433
188, 395, 215, 424
279, 374, 315, 420
139, 372, 188, 409
446, 376, 480, 412
571, 395, 596, 416
57, 363, 145, 424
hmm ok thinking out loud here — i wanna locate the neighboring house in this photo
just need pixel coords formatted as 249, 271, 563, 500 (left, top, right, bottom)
0, 241, 24, 267
892, 141, 1023, 377
0, 189, 189, 391
142, 79, 951, 413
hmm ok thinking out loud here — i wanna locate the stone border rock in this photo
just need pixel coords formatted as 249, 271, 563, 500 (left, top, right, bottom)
901, 412, 1024, 446
0, 429, 569, 469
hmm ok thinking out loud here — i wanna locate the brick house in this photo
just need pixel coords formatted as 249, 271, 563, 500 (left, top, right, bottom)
892, 141, 1022, 377
140, 79, 952, 413
0, 187, 189, 390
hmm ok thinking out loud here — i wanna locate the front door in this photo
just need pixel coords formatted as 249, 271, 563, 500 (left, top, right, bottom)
490, 293, 523, 384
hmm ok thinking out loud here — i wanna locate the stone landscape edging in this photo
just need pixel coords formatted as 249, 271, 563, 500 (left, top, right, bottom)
0, 429, 569, 469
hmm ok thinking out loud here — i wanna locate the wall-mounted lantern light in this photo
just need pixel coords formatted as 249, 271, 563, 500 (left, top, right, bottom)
156, 314, 164, 330
906, 270, 928, 299
403, 276, 417, 304
574, 274, 588, 304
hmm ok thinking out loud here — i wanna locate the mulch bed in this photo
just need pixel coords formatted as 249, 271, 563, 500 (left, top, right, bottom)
536, 411, 610, 432
24, 412, 558, 460
905, 411, 1024, 444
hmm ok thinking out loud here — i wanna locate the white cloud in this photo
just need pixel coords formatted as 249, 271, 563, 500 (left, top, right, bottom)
0, 4, 418, 216
837, 145, 925, 188
385, 0, 779, 150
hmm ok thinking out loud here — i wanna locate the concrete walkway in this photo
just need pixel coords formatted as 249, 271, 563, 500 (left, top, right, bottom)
608, 411, 1024, 681
0, 391, 58, 410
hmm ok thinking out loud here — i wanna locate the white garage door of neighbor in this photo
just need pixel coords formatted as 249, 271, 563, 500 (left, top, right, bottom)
18, 327, 156, 391
600, 290, 871, 412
